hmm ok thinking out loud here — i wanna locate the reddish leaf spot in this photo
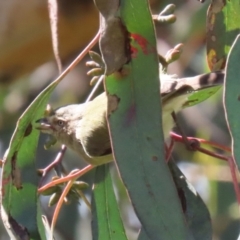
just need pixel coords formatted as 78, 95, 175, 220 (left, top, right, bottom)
124, 104, 136, 127
11, 152, 22, 190
1, 175, 11, 197
152, 156, 158, 161
131, 33, 149, 54
131, 33, 155, 56
130, 46, 138, 58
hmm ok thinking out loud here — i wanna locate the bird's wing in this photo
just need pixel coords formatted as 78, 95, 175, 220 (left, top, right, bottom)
161, 71, 224, 107
76, 93, 112, 158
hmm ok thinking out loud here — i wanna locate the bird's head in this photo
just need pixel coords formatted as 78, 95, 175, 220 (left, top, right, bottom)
35, 104, 84, 143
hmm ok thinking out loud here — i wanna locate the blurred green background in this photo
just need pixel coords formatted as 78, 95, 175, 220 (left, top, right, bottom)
0, 0, 238, 239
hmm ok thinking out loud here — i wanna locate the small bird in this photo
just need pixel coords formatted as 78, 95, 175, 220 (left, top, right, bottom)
36, 71, 224, 166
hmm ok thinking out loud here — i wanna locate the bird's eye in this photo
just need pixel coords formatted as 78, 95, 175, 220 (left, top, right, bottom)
57, 120, 65, 126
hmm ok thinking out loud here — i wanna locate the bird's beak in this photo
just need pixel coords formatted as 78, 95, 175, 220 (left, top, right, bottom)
35, 118, 53, 133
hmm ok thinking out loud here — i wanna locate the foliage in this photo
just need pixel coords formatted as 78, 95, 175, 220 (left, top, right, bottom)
1, 0, 240, 240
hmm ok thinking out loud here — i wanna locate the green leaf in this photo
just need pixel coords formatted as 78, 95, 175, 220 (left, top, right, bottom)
169, 161, 212, 240
91, 164, 128, 240
104, 0, 188, 239
184, 85, 221, 108
1, 72, 63, 239
224, 34, 240, 169
206, 1, 240, 70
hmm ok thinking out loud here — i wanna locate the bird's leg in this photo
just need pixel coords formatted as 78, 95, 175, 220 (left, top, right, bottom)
171, 111, 199, 151
38, 145, 67, 187
165, 111, 195, 162
164, 111, 197, 164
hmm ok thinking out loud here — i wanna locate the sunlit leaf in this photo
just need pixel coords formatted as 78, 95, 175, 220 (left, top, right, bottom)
1, 69, 64, 239
223, 34, 240, 169
104, 0, 188, 239
206, 1, 240, 70
92, 164, 128, 240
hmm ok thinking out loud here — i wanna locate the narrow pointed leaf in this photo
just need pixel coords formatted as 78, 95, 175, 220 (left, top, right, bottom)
104, 0, 187, 239
224, 34, 240, 169
1, 70, 65, 239
169, 161, 212, 240
92, 164, 128, 240
206, 1, 240, 70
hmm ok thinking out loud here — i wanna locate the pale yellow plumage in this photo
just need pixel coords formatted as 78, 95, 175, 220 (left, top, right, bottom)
36, 71, 224, 166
